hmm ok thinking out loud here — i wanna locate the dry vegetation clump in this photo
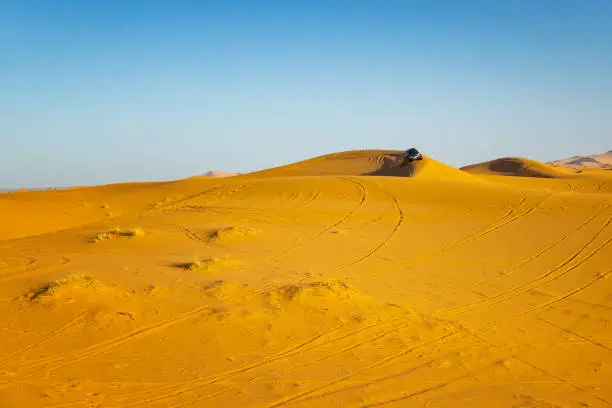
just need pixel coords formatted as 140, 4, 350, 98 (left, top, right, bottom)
28, 273, 95, 301
92, 227, 144, 242
208, 226, 258, 242
174, 256, 231, 271
175, 259, 204, 271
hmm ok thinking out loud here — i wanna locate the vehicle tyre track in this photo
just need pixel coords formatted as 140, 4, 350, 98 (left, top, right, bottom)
522, 267, 612, 315
0, 309, 95, 364
68, 317, 407, 407
53, 314, 418, 407
426, 193, 549, 258
164, 317, 446, 408
127, 317, 425, 407
472, 206, 608, 289
439, 216, 611, 316
333, 178, 404, 273
267, 332, 458, 408
0, 256, 71, 283
346, 192, 547, 282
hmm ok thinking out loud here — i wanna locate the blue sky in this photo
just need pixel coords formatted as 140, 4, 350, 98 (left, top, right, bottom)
1, 0, 610, 187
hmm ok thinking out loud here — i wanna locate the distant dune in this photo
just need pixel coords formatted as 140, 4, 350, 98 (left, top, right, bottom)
201, 170, 237, 177
460, 157, 574, 178
549, 150, 612, 169
0, 187, 57, 193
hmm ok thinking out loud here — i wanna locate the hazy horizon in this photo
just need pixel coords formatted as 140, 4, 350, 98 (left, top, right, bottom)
2, 0, 610, 188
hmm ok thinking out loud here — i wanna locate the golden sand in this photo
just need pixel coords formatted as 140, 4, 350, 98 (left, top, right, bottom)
1, 150, 610, 407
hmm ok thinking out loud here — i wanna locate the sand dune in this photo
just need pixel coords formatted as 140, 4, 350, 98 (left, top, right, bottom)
1, 150, 611, 407
550, 151, 612, 169
248, 149, 476, 181
201, 170, 237, 178
461, 157, 575, 178
460, 156, 612, 194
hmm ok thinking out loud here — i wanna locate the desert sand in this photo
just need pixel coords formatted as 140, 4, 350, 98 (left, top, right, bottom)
1, 150, 611, 407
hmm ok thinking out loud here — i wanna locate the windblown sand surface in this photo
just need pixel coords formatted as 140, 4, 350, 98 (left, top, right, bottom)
1, 150, 611, 407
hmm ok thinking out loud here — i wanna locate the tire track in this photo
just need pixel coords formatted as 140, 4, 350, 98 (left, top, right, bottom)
185, 176, 365, 276
0, 256, 36, 272
513, 356, 612, 406
333, 178, 404, 272
174, 225, 210, 245
105, 323, 350, 408
142, 184, 244, 216
177, 347, 445, 408
280, 326, 506, 408
85, 316, 412, 407
53, 313, 419, 407
0, 309, 95, 364
536, 317, 612, 352
437, 216, 611, 316
359, 359, 505, 408
9, 280, 290, 376
143, 317, 426, 408
472, 206, 608, 289
483, 222, 611, 310
267, 332, 458, 408
410, 193, 538, 265
0, 256, 71, 283
346, 192, 547, 282
7, 303, 215, 377
425, 193, 549, 258
522, 268, 612, 315
258, 176, 366, 264
173, 188, 324, 247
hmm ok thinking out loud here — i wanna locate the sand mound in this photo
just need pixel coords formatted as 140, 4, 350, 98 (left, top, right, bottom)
247, 150, 475, 181
25, 273, 126, 307
461, 157, 574, 178
261, 280, 371, 312
202, 279, 246, 298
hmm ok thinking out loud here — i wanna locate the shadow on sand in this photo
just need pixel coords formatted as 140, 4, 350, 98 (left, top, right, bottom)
364, 154, 418, 177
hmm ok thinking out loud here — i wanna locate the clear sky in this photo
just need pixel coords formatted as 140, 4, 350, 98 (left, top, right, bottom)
1, 0, 610, 187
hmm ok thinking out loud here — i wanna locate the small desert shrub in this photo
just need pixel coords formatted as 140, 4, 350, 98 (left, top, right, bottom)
92, 227, 144, 242
174, 257, 226, 271
208, 226, 257, 242
28, 273, 94, 301
176, 259, 203, 271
